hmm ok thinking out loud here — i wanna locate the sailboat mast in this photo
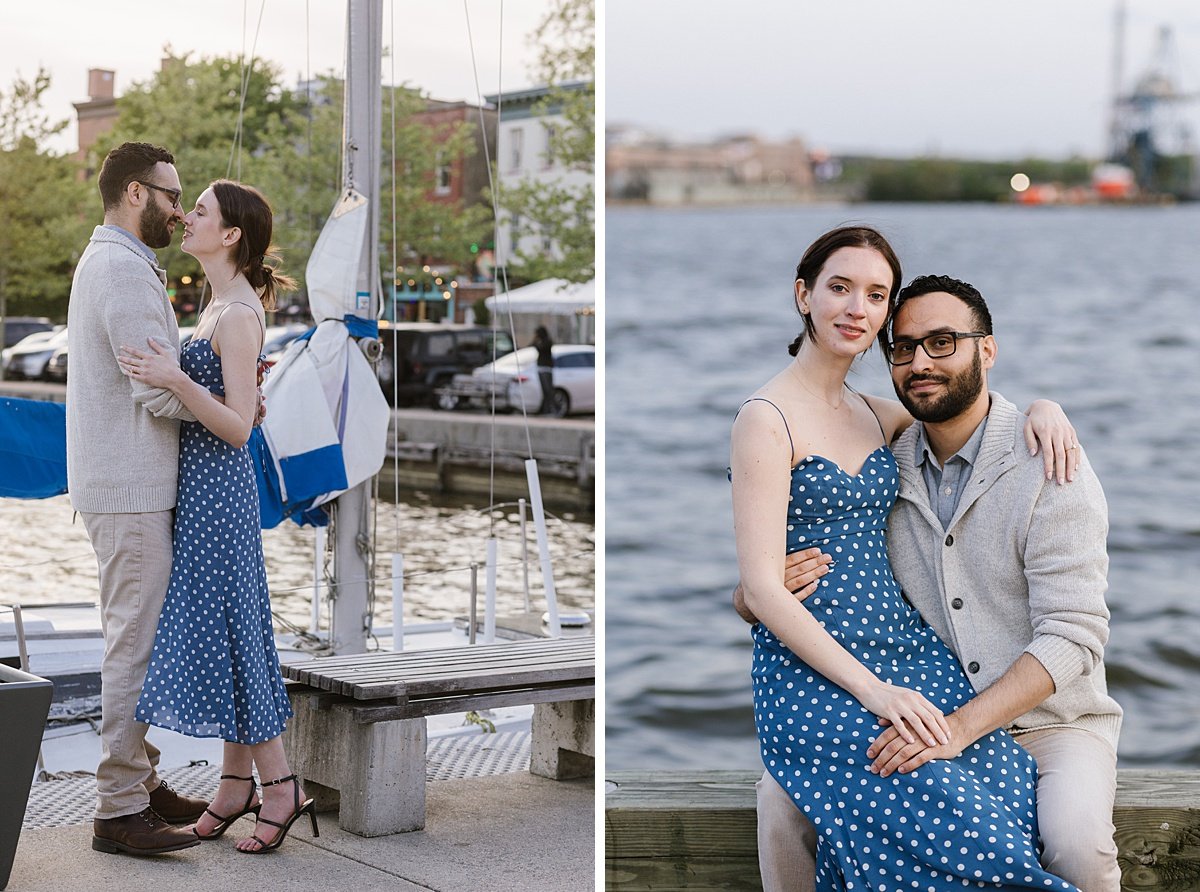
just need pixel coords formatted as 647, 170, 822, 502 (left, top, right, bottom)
330, 0, 383, 655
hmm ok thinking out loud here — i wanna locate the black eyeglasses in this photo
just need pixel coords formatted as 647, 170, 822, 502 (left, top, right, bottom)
136, 180, 182, 210
888, 331, 986, 366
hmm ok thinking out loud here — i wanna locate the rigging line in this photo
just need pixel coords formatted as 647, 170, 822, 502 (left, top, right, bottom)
464, 0, 534, 473
228, 0, 267, 181
488, 1, 535, 461
305, 0, 313, 260
388, 0, 402, 553
462, 1, 498, 535
490, 2, 503, 537
200, 0, 266, 323
267, 549, 594, 595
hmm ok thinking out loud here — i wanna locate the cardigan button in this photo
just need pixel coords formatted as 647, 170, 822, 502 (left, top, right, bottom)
951, 598, 963, 610
967, 661, 980, 673
945, 534, 954, 546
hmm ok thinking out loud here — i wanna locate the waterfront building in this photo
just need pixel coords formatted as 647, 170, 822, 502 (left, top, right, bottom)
607, 126, 816, 205
484, 82, 593, 274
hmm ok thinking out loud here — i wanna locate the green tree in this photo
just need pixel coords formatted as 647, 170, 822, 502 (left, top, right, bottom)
89, 55, 491, 307
499, 0, 595, 284
89, 49, 305, 286
379, 84, 493, 274
250, 76, 492, 297
0, 69, 92, 326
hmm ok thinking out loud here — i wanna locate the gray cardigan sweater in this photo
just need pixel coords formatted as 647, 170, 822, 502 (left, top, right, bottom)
66, 226, 195, 514
888, 393, 1122, 749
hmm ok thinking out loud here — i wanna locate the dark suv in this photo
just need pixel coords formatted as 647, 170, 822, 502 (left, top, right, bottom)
2, 316, 54, 348
376, 322, 515, 407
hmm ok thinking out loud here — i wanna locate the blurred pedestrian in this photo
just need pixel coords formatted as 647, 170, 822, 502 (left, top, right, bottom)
532, 325, 555, 415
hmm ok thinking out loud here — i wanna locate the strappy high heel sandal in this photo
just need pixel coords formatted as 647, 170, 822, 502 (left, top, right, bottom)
194, 774, 260, 840
239, 774, 318, 854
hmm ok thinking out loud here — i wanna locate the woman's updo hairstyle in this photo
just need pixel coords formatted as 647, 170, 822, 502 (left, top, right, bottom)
789, 225, 902, 360
210, 179, 297, 311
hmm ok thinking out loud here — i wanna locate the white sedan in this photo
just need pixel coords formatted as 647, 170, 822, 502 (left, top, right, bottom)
440, 344, 595, 417
3, 327, 68, 380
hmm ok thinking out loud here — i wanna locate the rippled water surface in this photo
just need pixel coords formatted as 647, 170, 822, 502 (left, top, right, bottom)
607, 202, 1200, 770
0, 491, 594, 631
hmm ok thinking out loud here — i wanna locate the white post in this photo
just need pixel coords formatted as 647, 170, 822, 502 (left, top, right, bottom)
391, 553, 404, 651
519, 497, 531, 613
484, 538, 498, 643
524, 459, 561, 637
468, 563, 478, 645
310, 526, 325, 635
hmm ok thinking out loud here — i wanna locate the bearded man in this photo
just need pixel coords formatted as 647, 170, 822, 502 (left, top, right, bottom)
739, 275, 1122, 891
66, 142, 213, 856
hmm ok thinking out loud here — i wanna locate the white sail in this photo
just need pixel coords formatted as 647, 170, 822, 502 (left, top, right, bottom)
305, 189, 370, 323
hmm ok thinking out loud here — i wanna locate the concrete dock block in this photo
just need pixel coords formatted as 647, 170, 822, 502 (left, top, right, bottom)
284, 688, 429, 835
531, 699, 595, 780
339, 714, 427, 836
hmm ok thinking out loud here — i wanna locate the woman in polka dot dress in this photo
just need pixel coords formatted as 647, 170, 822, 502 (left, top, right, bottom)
730, 227, 1080, 890
119, 180, 317, 854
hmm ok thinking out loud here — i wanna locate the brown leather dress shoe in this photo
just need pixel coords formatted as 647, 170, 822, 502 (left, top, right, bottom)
148, 779, 209, 824
92, 806, 201, 855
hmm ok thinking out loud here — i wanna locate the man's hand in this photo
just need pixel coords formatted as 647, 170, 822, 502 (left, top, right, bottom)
732, 547, 833, 624
866, 713, 967, 777
254, 387, 267, 427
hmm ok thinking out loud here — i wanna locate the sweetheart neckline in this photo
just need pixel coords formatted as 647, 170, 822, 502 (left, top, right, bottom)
790, 444, 891, 479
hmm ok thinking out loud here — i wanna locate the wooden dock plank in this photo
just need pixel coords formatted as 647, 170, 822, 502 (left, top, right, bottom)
605, 769, 1200, 891
283, 638, 592, 673
283, 639, 594, 701
347, 682, 596, 722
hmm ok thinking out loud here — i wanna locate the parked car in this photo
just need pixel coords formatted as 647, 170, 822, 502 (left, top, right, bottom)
375, 322, 515, 407
4, 327, 68, 381
42, 341, 68, 383
2, 326, 59, 371
1, 316, 53, 349
438, 344, 595, 417
43, 325, 205, 384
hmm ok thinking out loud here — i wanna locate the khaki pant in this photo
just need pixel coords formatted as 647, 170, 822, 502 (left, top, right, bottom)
756, 727, 1120, 892
82, 510, 173, 819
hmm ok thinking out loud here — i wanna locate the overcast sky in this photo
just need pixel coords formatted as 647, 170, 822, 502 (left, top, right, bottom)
606, 0, 1200, 159
1, 1, 550, 155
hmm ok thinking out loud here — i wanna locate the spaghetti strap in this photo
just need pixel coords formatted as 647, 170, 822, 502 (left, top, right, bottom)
848, 385, 888, 446
738, 397, 795, 465
208, 301, 267, 352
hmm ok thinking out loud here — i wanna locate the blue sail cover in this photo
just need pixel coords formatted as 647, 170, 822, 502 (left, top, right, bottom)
0, 397, 331, 530
0, 398, 67, 498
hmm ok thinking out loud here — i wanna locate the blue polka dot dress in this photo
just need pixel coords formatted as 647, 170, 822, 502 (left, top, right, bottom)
136, 339, 293, 745
751, 447, 1079, 891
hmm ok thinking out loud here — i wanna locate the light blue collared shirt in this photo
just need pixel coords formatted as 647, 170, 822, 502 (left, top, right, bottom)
101, 224, 156, 263
915, 417, 988, 530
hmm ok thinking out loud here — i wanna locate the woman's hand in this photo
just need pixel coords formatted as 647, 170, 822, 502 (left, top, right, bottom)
118, 339, 186, 391
866, 713, 965, 777
1023, 399, 1081, 485
857, 679, 952, 749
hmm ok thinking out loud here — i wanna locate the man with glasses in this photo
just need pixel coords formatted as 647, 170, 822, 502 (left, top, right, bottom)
67, 142, 214, 856
739, 275, 1122, 891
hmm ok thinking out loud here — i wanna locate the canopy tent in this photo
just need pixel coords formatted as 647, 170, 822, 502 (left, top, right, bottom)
484, 279, 595, 344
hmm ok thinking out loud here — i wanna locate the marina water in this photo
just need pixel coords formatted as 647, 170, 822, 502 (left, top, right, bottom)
607, 202, 1200, 770
1, 492, 594, 633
